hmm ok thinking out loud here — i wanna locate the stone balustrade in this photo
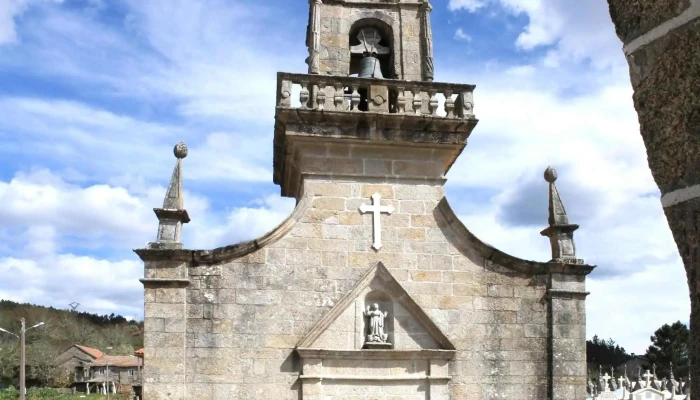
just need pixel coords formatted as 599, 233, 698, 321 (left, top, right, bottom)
277, 72, 476, 119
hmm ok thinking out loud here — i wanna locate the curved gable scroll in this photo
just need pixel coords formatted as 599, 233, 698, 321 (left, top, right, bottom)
436, 197, 596, 276
134, 195, 312, 265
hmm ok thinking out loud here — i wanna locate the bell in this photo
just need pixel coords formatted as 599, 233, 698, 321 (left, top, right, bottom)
358, 56, 384, 79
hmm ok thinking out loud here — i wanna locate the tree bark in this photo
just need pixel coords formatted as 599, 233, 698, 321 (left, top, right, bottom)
606, 1, 700, 397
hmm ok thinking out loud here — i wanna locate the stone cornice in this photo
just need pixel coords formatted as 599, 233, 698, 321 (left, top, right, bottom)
547, 289, 591, 299
302, 173, 447, 186
299, 375, 452, 381
276, 108, 477, 136
153, 208, 191, 223
296, 348, 456, 360
133, 249, 192, 262
437, 197, 596, 276
139, 278, 190, 288
540, 223, 580, 236
321, 0, 424, 8
545, 261, 594, 275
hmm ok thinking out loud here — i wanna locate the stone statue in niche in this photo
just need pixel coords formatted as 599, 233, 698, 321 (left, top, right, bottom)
364, 303, 389, 343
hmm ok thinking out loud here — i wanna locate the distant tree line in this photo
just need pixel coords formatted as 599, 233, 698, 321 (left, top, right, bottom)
586, 321, 690, 378
0, 301, 132, 327
587, 335, 630, 369
0, 300, 143, 389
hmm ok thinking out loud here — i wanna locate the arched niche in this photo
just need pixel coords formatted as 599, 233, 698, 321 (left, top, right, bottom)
349, 18, 395, 79
362, 290, 394, 348
346, 9, 400, 78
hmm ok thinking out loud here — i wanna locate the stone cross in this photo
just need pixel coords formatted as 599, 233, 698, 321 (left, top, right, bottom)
359, 193, 394, 250
601, 373, 611, 392
618, 374, 626, 389
643, 370, 654, 387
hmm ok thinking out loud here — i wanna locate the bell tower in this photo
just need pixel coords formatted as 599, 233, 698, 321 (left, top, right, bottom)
275, 0, 477, 199
306, 0, 435, 81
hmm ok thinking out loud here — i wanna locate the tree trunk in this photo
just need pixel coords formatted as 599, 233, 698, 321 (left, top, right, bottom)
606, 1, 700, 397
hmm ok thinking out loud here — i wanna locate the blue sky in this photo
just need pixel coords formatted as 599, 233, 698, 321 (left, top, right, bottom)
0, 0, 690, 354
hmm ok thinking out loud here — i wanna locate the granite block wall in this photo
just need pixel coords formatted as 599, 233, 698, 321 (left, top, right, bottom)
141, 178, 590, 399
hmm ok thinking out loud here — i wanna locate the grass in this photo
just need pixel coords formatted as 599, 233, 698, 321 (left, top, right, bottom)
0, 388, 129, 400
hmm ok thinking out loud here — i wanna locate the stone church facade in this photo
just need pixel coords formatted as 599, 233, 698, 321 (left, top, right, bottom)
136, 1, 596, 399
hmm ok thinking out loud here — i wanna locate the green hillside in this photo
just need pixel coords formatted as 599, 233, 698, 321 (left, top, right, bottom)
0, 300, 143, 389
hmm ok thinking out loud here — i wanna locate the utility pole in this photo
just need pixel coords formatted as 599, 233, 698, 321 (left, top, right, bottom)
106, 363, 110, 400
0, 318, 44, 400
19, 319, 25, 400
106, 346, 113, 399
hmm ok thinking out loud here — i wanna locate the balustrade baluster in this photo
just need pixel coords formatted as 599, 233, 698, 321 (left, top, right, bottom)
444, 89, 454, 118
279, 80, 292, 108
458, 90, 474, 118
334, 82, 345, 111
300, 81, 310, 109
316, 81, 326, 110
351, 85, 361, 112
396, 86, 406, 114
428, 89, 438, 116
412, 87, 422, 115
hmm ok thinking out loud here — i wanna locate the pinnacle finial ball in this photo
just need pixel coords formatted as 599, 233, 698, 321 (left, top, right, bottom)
544, 166, 558, 183
174, 142, 188, 159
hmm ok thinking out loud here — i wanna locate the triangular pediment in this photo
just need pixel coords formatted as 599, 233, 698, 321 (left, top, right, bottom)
297, 262, 455, 350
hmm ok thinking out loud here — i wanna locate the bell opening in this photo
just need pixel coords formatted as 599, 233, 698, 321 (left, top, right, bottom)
349, 20, 393, 79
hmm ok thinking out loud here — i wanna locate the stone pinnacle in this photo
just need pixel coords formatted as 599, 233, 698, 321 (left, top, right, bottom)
544, 166, 557, 183
174, 141, 188, 159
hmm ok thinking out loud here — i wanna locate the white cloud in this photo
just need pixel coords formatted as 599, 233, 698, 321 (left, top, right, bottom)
121, 0, 306, 122
449, 0, 487, 12
0, 254, 144, 318
0, 97, 177, 180
0, 169, 152, 317
0, 168, 293, 318
0, 0, 28, 45
0, 169, 153, 251
587, 262, 690, 354
0, 0, 302, 185
454, 28, 472, 42
0, 167, 290, 254
187, 194, 294, 250
444, 68, 649, 195
0, 97, 275, 185
186, 132, 272, 183
0, 0, 305, 122
448, 0, 625, 69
